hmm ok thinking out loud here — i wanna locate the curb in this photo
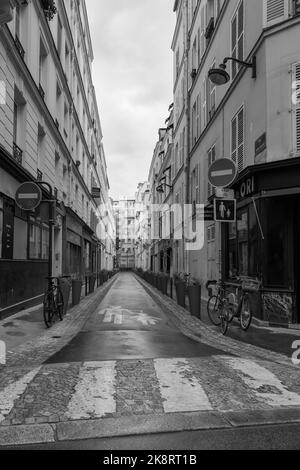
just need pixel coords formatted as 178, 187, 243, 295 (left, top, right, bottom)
1, 408, 300, 447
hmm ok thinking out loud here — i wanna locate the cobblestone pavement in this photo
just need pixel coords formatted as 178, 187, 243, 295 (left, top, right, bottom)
135, 276, 298, 368
0, 273, 300, 446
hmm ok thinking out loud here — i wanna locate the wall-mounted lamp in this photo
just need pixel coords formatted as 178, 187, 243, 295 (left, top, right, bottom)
208, 56, 257, 86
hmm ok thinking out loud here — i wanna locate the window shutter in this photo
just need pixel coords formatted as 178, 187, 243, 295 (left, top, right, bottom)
263, 0, 289, 28
237, 107, 244, 172
202, 79, 207, 129
200, 3, 207, 59
231, 116, 237, 164
292, 62, 300, 153
196, 94, 201, 138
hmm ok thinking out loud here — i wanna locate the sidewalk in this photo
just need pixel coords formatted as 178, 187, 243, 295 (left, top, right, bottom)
0, 275, 118, 369
134, 275, 300, 368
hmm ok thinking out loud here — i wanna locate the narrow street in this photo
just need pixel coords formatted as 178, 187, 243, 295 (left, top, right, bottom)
1, 273, 300, 449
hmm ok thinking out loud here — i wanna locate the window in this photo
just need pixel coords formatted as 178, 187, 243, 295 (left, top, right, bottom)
192, 37, 197, 71
208, 145, 216, 198
292, 62, 300, 153
231, 0, 244, 80
57, 15, 63, 57
176, 49, 180, 78
263, 0, 289, 27
208, 62, 216, 119
39, 38, 48, 95
192, 101, 197, 145
29, 217, 49, 260
200, 3, 207, 59
231, 106, 244, 172
202, 78, 207, 130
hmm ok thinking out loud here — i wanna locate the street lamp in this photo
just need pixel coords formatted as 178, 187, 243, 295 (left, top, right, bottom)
208, 56, 257, 86
156, 177, 173, 194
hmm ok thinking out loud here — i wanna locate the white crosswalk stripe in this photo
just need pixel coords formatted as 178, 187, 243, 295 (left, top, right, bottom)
0, 367, 41, 423
217, 356, 300, 408
154, 358, 213, 413
65, 361, 117, 420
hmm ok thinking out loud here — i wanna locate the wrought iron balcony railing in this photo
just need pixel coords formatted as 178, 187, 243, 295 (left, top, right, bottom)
13, 143, 23, 164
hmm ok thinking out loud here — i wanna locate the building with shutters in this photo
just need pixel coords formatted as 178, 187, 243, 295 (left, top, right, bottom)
113, 199, 136, 270
134, 182, 151, 272
0, 0, 114, 318
168, 0, 300, 325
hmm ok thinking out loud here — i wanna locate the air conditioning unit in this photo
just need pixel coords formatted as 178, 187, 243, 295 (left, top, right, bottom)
0, 1, 13, 24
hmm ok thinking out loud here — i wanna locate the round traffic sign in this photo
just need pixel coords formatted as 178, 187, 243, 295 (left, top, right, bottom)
208, 158, 237, 189
15, 182, 42, 211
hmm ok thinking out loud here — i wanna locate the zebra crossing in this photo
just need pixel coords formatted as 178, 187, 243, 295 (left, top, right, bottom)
0, 355, 300, 427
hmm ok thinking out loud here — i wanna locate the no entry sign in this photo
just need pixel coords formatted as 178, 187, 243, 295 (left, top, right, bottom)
15, 182, 42, 211
208, 158, 237, 189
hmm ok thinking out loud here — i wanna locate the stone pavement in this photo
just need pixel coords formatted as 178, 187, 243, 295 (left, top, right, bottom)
1, 273, 300, 447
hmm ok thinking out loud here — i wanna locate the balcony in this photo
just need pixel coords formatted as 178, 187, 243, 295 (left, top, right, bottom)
40, 0, 57, 21
13, 143, 23, 164
15, 35, 25, 60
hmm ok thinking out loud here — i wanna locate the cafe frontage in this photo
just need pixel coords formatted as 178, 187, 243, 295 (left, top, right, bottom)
224, 157, 300, 326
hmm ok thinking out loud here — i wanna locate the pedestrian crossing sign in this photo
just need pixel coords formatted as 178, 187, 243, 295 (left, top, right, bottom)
214, 198, 236, 223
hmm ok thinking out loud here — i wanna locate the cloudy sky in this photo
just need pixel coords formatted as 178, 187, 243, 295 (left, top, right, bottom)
87, 0, 175, 200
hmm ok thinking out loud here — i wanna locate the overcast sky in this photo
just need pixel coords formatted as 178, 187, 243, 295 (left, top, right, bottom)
87, 0, 175, 200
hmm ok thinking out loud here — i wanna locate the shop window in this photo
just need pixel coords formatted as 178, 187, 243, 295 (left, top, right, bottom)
0, 199, 3, 258
29, 217, 49, 260
227, 222, 237, 278
264, 199, 291, 288
237, 210, 248, 276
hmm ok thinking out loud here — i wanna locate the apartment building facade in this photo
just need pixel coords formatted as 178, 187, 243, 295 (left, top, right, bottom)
0, 0, 114, 316
113, 199, 136, 270
134, 182, 151, 271
170, 0, 300, 325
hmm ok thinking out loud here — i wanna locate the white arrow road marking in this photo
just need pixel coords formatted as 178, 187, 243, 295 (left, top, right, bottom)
65, 362, 116, 420
98, 307, 159, 326
154, 358, 212, 413
0, 367, 41, 422
217, 357, 300, 407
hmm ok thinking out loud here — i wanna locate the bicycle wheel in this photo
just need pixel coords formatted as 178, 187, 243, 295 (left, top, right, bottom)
56, 288, 64, 321
43, 293, 55, 329
220, 302, 229, 336
240, 294, 252, 331
207, 296, 222, 326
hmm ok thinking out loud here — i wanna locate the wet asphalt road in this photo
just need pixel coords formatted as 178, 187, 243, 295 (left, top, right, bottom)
46, 273, 227, 364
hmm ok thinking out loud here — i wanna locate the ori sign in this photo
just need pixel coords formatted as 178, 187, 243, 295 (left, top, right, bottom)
239, 176, 255, 199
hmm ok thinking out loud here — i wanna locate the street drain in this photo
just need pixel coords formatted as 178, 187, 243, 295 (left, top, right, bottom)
52, 336, 62, 339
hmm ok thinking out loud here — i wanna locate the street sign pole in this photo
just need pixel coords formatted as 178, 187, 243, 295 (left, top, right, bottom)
35, 182, 55, 282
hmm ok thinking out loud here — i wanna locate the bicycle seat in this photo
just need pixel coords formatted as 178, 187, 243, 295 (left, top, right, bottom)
206, 280, 217, 288
45, 276, 59, 280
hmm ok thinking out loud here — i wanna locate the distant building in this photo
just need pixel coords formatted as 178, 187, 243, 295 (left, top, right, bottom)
113, 199, 136, 270
135, 182, 151, 271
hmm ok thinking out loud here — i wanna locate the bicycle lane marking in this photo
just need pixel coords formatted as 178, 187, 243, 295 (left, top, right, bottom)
216, 356, 300, 407
0, 367, 41, 423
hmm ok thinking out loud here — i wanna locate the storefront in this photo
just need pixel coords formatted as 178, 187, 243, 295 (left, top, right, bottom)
0, 154, 50, 317
224, 157, 300, 325
65, 209, 84, 280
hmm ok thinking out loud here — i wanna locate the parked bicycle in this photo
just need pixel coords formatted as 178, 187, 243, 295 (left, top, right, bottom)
43, 276, 70, 329
206, 276, 261, 335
